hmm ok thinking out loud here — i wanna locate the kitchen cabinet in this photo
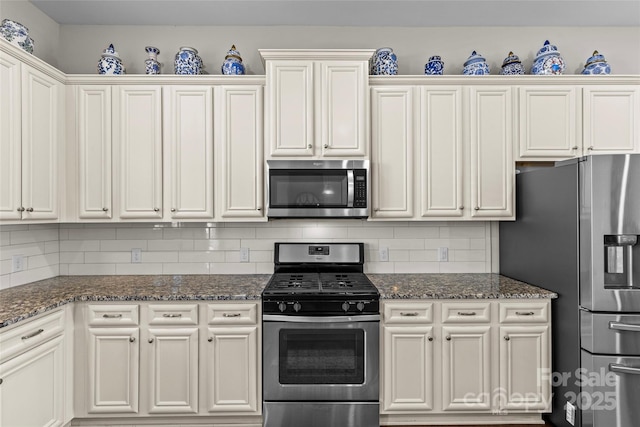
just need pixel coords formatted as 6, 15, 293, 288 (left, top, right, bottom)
0, 308, 68, 427
261, 50, 373, 158
215, 86, 265, 221
0, 52, 64, 221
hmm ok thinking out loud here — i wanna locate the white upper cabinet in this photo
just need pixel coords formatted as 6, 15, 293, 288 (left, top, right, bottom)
163, 86, 214, 220
261, 49, 373, 158
583, 85, 639, 154
0, 52, 22, 221
215, 85, 265, 221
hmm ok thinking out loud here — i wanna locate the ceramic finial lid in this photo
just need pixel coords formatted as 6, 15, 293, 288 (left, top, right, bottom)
502, 51, 522, 67
102, 43, 120, 58
464, 51, 486, 66
585, 50, 606, 65
225, 44, 243, 62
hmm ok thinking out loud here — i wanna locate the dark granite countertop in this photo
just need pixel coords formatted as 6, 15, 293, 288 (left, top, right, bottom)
0, 273, 555, 328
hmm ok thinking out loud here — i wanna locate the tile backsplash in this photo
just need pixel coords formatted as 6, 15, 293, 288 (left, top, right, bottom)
1, 220, 497, 290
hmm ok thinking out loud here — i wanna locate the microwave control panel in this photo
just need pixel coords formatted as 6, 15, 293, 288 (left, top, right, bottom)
354, 169, 367, 208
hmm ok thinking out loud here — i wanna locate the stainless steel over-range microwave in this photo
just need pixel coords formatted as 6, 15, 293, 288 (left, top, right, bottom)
266, 160, 369, 218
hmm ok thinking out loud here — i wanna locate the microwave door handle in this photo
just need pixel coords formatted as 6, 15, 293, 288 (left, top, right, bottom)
347, 170, 354, 207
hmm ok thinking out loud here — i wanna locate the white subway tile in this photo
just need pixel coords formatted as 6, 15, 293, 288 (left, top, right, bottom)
10, 228, 58, 245
394, 262, 440, 273
378, 239, 424, 250
0, 259, 12, 275
58, 228, 69, 240
0, 224, 28, 231
193, 239, 241, 251
302, 227, 349, 239
0, 273, 11, 290
150, 240, 194, 251
60, 240, 100, 252
237, 239, 277, 251
27, 224, 58, 230
28, 253, 59, 269
11, 265, 59, 286
469, 239, 486, 250
256, 227, 303, 239
348, 227, 394, 239
45, 241, 59, 253
247, 250, 273, 263
162, 263, 209, 275
143, 251, 179, 263
100, 240, 149, 251
389, 250, 410, 262
116, 227, 164, 240
69, 264, 116, 275
451, 250, 486, 262
423, 239, 471, 250
85, 252, 131, 264
68, 228, 116, 240
409, 250, 439, 262
364, 262, 395, 274
256, 263, 273, 274
394, 226, 440, 239
179, 251, 224, 263
60, 252, 85, 264
116, 263, 163, 275
0, 231, 10, 246
59, 264, 69, 275
209, 227, 255, 239
163, 227, 209, 240
439, 262, 487, 273
0, 242, 45, 260
210, 262, 256, 274
440, 225, 486, 239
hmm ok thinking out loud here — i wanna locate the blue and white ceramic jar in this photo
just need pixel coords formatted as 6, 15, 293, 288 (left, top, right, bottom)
144, 46, 161, 74
499, 51, 525, 75
582, 50, 611, 75
221, 45, 246, 75
424, 55, 444, 75
371, 47, 398, 75
462, 51, 490, 75
97, 44, 125, 75
1, 19, 34, 54
174, 46, 201, 75
531, 40, 566, 75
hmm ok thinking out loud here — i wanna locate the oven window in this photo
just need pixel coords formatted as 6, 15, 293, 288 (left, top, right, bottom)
279, 329, 365, 384
269, 170, 348, 208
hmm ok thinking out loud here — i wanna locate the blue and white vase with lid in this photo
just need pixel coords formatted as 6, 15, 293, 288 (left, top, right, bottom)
499, 51, 525, 75
97, 43, 125, 75
1, 19, 34, 54
582, 50, 611, 75
221, 45, 246, 75
371, 47, 398, 75
531, 40, 566, 75
174, 46, 202, 75
424, 55, 444, 75
462, 51, 490, 75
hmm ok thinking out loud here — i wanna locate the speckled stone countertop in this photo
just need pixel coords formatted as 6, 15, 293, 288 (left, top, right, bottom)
0, 273, 555, 328
368, 273, 557, 300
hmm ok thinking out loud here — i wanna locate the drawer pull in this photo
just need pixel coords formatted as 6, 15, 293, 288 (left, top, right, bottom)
162, 313, 182, 318
102, 314, 123, 319
223, 313, 242, 318
400, 312, 419, 317
516, 311, 535, 316
609, 363, 640, 375
21, 329, 44, 340
609, 321, 640, 332
457, 311, 477, 316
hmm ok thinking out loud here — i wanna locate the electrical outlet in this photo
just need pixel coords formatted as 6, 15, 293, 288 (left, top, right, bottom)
379, 247, 389, 262
438, 247, 449, 262
12, 255, 24, 272
240, 247, 250, 262
565, 401, 576, 426
131, 248, 142, 263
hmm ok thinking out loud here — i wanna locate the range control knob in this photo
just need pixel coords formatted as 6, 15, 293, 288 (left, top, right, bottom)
342, 302, 350, 312
356, 302, 365, 312
278, 302, 287, 313
293, 302, 302, 312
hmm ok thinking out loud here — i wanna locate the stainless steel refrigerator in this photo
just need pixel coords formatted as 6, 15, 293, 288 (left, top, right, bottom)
500, 154, 640, 427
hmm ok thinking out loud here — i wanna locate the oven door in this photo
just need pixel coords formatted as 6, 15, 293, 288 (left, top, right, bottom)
263, 314, 379, 402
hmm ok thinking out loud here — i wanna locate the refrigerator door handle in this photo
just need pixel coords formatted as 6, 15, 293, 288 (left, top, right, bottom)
609, 363, 640, 375
609, 321, 640, 332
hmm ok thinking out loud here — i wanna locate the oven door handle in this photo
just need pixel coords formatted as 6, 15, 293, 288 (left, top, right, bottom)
263, 314, 380, 323
609, 363, 640, 375
609, 321, 640, 332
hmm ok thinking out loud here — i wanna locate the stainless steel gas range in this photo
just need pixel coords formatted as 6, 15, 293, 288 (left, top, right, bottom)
261, 242, 380, 427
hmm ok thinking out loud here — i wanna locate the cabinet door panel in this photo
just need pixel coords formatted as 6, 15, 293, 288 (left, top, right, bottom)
0, 53, 22, 220
164, 86, 214, 219
419, 87, 464, 218
77, 86, 112, 219
147, 327, 199, 413
371, 87, 414, 219
114, 86, 162, 219
21, 64, 61, 220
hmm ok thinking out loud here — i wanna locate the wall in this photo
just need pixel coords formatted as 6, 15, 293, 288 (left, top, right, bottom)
57, 25, 640, 75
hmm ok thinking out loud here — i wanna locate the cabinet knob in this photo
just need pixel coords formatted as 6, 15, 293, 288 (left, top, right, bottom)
587, 146, 594, 151
171, 208, 176, 212
129, 337, 136, 343
17, 207, 25, 212
446, 336, 451, 341
0, 378, 3, 385
208, 337, 213, 342
459, 206, 464, 210
153, 207, 160, 212
102, 207, 108, 212
572, 146, 579, 150
504, 336, 510, 341
474, 207, 480, 211
257, 207, 262, 211
148, 338, 154, 343
324, 144, 329, 149
374, 208, 379, 212
26, 207, 34, 212
428, 336, 434, 342
307, 144, 312, 149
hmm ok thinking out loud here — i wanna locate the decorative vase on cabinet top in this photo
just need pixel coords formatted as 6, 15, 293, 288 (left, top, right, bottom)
221, 44, 246, 75
582, 50, 611, 75
371, 47, 398, 75
174, 46, 202, 75
97, 43, 125, 75
424, 55, 444, 75
1, 19, 34, 54
462, 51, 490, 75
531, 40, 565, 75
499, 51, 525, 75
144, 46, 161, 74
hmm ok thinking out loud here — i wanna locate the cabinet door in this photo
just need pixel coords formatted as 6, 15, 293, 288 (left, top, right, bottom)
146, 327, 199, 414
21, 64, 62, 220
164, 86, 214, 220
216, 86, 265, 220
468, 87, 514, 219
77, 85, 112, 219
419, 87, 464, 218
499, 325, 551, 411
266, 60, 314, 157
583, 86, 640, 154
441, 325, 491, 411
371, 86, 414, 219
205, 326, 259, 413
87, 327, 139, 413
382, 325, 434, 412
518, 86, 580, 160
114, 86, 163, 219
0, 53, 22, 220
319, 61, 368, 157
0, 335, 64, 427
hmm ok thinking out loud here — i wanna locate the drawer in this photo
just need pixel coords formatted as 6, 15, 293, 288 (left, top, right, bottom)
499, 301, 549, 323
148, 304, 198, 325
207, 303, 258, 325
441, 301, 491, 323
87, 304, 139, 326
383, 302, 433, 324
0, 309, 65, 362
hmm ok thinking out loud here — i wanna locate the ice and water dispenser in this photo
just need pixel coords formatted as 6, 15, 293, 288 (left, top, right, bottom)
604, 234, 639, 287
